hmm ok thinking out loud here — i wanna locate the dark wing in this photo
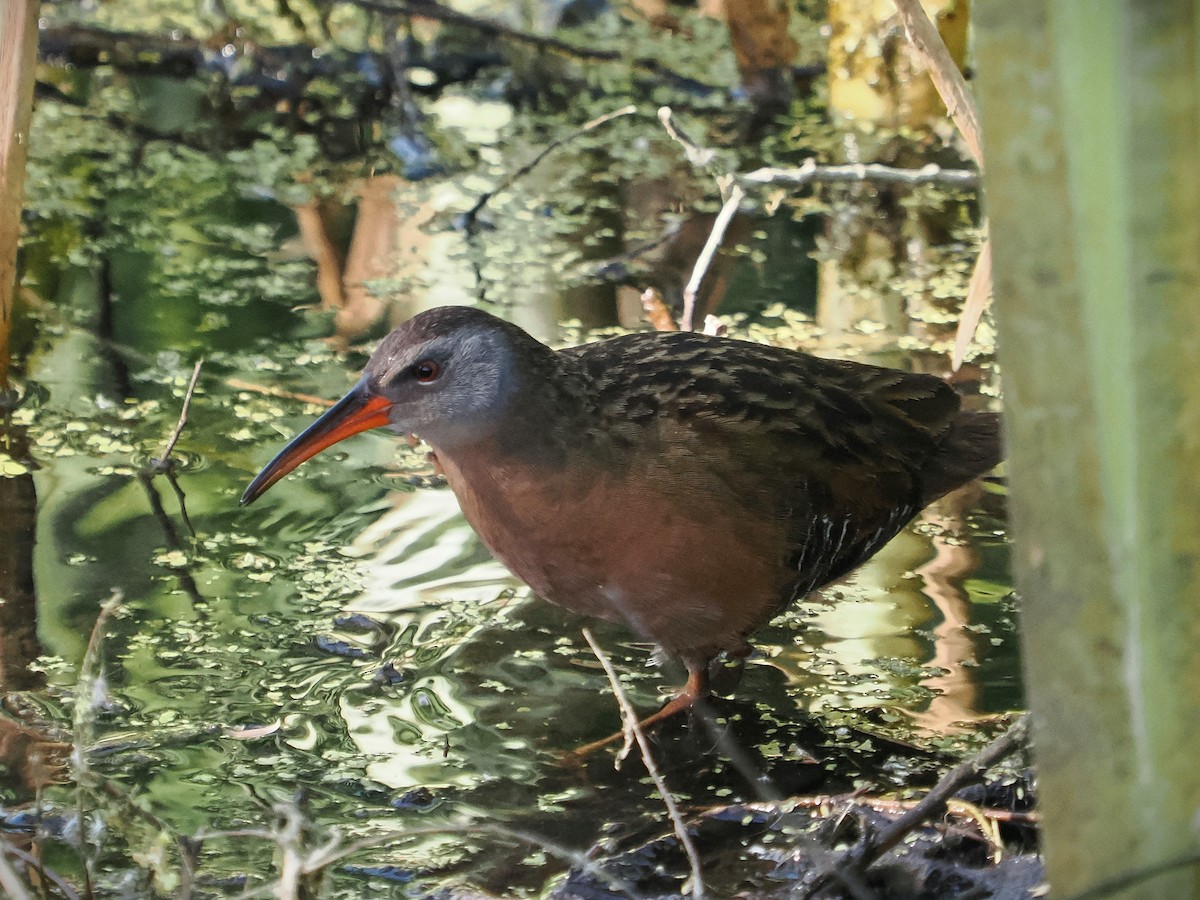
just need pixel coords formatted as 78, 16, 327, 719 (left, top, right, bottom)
563, 331, 963, 476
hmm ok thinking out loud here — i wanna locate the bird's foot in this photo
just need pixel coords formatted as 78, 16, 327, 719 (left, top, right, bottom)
560, 668, 709, 763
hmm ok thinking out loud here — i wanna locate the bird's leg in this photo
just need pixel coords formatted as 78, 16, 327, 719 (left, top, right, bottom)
564, 666, 710, 760
707, 642, 752, 695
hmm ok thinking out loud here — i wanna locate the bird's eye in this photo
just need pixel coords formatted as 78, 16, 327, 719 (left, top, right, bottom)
411, 360, 441, 383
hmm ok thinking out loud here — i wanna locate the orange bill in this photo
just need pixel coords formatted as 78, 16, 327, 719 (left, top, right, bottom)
240, 380, 392, 506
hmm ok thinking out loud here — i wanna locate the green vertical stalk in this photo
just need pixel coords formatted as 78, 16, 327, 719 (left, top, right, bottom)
976, 1, 1200, 895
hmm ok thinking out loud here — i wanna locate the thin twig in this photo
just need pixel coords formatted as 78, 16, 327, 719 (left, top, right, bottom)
590, 218, 684, 284
890, 0, 983, 167
737, 793, 1038, 826
226, 378, 334, 407
800, 716, 1029, 897
739, 159, 979, 190
582, 628, 705, 899
462, 104, 637, 228
154, 359, 203, 470
681, 182, 744, 332
851, 716, 1028, 859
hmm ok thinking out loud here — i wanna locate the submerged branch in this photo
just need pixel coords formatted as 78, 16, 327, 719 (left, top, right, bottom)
800, 715, 1030, 897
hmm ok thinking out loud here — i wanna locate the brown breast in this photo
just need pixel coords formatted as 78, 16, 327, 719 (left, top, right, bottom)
437, 446, 793, 664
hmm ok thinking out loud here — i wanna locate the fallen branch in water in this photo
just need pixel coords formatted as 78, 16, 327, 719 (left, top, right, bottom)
198, 814, 638, 898
226, 378, 334, 408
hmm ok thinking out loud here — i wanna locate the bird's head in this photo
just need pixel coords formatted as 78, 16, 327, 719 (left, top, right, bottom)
240, 307, 546, 505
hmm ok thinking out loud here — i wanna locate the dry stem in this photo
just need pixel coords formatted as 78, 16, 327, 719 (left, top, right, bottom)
890, 0, 983, 167
154, 360, 203, 470
582, 627, 706, 898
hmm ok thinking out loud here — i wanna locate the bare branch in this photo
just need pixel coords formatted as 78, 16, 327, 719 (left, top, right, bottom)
739, 158, 979, 190
657, 106, 717, 169
800, 715, 1029, 897
681, 183, 744, 333
200, 818, 640, 899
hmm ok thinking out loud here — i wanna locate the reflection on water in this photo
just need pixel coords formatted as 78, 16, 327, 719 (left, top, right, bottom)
347, 487, 518, 614
758, 487, 1011, 732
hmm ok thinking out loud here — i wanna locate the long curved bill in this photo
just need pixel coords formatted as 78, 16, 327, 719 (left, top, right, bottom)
240, 379, 392, 506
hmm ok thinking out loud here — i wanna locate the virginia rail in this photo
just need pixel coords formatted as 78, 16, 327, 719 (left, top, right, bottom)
242, 306, 1001, 743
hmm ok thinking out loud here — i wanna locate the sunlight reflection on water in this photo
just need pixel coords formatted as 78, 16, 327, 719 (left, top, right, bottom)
345, 487, 518, 613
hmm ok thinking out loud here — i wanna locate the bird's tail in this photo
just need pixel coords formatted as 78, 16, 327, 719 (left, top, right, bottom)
921, 411, 1004, 506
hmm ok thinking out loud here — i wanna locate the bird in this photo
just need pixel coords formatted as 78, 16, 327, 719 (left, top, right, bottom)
241, 305, 1002, 748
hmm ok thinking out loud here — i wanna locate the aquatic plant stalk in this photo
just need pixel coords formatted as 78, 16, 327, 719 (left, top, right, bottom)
976, 2, 1200, 895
